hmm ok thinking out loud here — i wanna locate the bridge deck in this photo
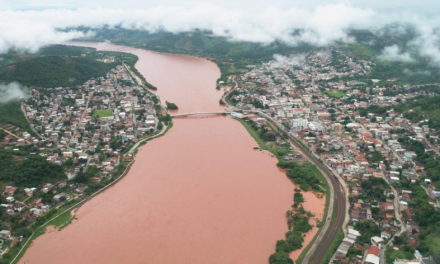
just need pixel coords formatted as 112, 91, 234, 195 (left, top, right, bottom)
171, 112, 227, 117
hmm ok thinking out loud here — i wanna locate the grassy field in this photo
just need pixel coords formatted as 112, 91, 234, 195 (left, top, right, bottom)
0, 102, 33, 133
325, 91, 347, 98
242, 83, 258, 89
50, 210, 77, 231
92, 109, 113, 118
237, 118, 287, 157
8, 201, 78, 264
385, 246, 415, 264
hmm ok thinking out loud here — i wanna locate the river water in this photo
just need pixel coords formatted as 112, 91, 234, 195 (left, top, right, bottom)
19, 42, 323, 264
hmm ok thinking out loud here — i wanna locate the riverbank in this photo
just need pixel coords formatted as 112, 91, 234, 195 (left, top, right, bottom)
235, 117, 328, 263
69, 41, 225, 114
10, 157, 133, 264
19, 42, 296, 264
10, 120, 173, 264
19, 117, 295, 264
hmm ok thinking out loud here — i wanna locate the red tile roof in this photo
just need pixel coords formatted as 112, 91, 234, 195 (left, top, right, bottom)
367, 246, 380, 256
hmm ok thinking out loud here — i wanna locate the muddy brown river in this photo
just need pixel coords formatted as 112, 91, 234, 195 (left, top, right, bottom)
20, 42, 323, 264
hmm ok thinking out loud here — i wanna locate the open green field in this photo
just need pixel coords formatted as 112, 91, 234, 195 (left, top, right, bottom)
237, 118, 286, 156
92, 109, 113, 118
0, 102, 32, 132
385, 246, 415, 264
325, 91, 347, 98
6, 201, 78, 264
242, 83, 259, 89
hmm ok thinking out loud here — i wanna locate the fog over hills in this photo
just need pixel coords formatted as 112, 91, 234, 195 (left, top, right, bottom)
2, 1, 440, 65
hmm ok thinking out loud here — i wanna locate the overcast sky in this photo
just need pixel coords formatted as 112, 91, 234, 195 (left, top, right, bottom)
1, 0, 440, 66
2, 0, 440, 14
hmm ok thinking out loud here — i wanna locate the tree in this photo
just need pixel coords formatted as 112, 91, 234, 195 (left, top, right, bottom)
157, 122, 163, 131
74, 171, 89, 184
276, 240, 293, 253
286, 231, 304, 250
269, 252, 294, 264
165, 101, 178, 110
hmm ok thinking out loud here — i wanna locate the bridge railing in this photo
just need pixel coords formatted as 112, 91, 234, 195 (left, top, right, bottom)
171, 112, 227, 117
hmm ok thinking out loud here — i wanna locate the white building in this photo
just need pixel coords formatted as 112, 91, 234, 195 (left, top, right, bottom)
291, 118, 308, 130
309, 121, 324, 131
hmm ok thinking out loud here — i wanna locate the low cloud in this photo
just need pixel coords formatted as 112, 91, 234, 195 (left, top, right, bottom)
403, 68, 431, 75
0, 4, 374, 52
2, 4, 440, 68
271, 54, 306, 68
378, 45, 414, 63
0, 82, 28, 104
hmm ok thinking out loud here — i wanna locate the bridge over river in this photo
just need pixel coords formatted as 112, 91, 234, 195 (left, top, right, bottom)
170, 112, 228, 118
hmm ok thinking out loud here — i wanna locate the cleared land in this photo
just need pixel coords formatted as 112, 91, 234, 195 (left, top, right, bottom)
325, 91, 347, 98
92, 109, 113, 118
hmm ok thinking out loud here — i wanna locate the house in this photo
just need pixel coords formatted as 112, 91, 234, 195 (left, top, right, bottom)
365, 245, 380, 264
431, 190, 440, 198
371, 236, 385, 247
57, 180, 67, 188
24, 188, 37, 197
0, 230, 11, 239
390, 176, 400, 183
30, 208, 43, 216
4, 186, 17, 196
53, 193, 66, 203
380, 202, 394, 212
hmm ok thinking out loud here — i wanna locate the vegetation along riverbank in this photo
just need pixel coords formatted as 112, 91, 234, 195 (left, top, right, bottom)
236, 117, 329, 264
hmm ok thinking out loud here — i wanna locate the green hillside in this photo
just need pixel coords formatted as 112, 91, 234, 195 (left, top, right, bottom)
85, 28, 316, 83
0, 102, 33, 132
0, 55, 117, 88
361, 95, 440, 129
91, 28, 313, 61
0, 148, 66, 186
85, 28, 440, 85
36, 44, 96, 56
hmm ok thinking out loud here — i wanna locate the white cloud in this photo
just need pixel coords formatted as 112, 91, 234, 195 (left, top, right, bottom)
0, 4, 375, 53
271, 54, 306, 68
378, 45, 414, 63
0, 82, 28, 104
1, 3, 440, 67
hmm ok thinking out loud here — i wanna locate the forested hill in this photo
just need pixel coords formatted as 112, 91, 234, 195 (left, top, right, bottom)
88, 28, 314, 62
85, 28, 440, 86
360, 95, 440, 130
0, 55, 117, 88
0, 149, 65, 187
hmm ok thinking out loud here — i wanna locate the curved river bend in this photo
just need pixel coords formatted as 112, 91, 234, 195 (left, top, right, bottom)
20, 42, 311, 264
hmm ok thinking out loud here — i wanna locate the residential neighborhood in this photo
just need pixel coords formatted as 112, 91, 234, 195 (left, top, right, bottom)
0, 57, 163, 255
226, 49, 440, 264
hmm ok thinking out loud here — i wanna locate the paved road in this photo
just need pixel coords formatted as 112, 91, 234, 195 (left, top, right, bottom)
21, 102, 44, 140
1, 128, 22, 139
384, 177, 407, 236
124, 122, 167, 156
223, 82, 347, 263
380, 246, 386, 264
256, 111, 346, 264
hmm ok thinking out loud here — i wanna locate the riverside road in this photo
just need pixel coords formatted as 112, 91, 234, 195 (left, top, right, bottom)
257, 111, 347, 264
